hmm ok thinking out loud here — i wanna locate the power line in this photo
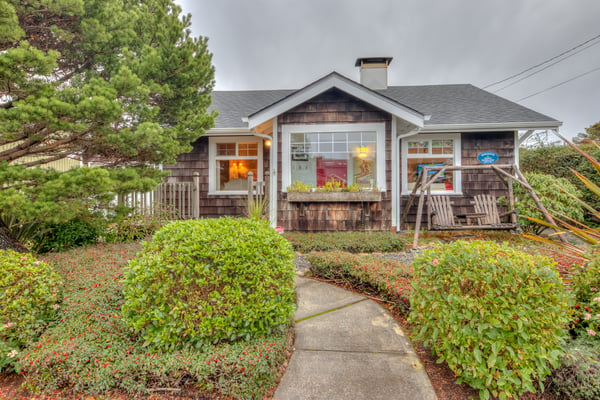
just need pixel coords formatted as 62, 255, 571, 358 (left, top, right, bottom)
516, 65, 600, 102
483, 32, 600, 89
492, 40, 600, 93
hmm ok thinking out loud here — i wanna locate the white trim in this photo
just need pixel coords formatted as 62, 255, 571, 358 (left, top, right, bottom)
208, 136, 263, 195
420, 121, 561, 133
207, 128, 253, 134
391, 117, 398, 229
248, 73, 424, 129
269, 117, 278, 227
281, 122, 386, 192
401, 133, 462, 195
514, 131, 520, 167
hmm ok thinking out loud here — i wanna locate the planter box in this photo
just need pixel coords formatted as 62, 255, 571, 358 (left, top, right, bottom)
286, 191, 381, 202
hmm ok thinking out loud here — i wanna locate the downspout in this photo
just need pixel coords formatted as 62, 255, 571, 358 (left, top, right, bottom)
395, 127, 421, 231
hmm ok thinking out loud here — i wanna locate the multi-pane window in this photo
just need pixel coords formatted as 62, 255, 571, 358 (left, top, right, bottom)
210, 138, 261, 193
403, 134, 461, 194
289, 131, 378, 188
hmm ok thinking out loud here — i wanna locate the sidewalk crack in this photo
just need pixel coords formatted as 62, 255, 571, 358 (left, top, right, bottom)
294, 298, 369, 323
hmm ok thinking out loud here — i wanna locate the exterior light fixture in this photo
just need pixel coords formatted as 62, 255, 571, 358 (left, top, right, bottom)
264, 139, 272, 147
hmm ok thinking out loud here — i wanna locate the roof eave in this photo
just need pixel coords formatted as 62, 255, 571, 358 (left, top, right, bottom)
246, 72, 425, 129
420, 121, 562, 133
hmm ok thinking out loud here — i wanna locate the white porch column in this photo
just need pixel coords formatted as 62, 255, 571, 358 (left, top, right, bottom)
269, 117, 278, 227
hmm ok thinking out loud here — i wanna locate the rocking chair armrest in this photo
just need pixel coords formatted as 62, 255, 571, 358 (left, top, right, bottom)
499, 209, 518, 218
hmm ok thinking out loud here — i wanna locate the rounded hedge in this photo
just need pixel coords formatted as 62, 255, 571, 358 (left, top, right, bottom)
409, 240, 570, 400
122, 218, 296, 350
0, 250, 62, 371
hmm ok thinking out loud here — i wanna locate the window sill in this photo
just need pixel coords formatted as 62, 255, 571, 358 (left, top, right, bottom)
287, 191, 381, 202
208, 191, 248, 196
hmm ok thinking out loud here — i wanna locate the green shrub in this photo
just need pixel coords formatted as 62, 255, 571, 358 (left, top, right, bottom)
0, 250, 62, 371
306, 251, 412, 311
36, 216, 102, 252
122, 218, 296, 350
409, 240, 570, 400
544, 336, 600, 400
104, 204, 176, 243
571, 253, 600, 338
285, 232, 409, 253
512, 172, 584, 234
520, 144, 600, 214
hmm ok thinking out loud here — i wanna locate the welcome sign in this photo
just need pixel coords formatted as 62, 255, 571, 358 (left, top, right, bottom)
477, 151, 499, 164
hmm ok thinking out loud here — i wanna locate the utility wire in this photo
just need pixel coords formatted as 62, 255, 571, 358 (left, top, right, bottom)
483, 32, 600, 89
516, 65, 600, 102
493, 40, 600, 93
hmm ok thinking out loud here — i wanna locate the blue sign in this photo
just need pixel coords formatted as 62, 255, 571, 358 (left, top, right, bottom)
477, 151, 499, 164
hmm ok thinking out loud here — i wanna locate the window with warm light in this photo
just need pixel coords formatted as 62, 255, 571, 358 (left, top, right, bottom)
282, 123, 386, 191
402, 133, 461, 194
209, 137, 262, 193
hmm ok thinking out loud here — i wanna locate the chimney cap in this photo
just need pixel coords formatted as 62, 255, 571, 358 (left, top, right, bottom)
355, 57, 393, 67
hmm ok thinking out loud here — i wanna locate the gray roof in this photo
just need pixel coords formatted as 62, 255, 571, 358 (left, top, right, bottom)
209, 82, 559, 129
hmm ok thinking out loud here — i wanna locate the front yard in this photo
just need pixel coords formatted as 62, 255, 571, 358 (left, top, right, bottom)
2, 230, 599, 399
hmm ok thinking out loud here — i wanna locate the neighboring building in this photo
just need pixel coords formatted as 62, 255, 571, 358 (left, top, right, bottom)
165, 57, 561, 232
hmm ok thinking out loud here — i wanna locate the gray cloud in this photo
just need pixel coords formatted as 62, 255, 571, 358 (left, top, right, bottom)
176, 0, 600, 138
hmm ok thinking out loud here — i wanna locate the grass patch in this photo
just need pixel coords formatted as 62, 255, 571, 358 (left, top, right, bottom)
306, 251, 412, 313
284, 232, 411, 253
15, 242, 292, 400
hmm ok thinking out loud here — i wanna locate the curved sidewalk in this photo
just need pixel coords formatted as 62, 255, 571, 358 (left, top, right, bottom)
273, 276, 437, 400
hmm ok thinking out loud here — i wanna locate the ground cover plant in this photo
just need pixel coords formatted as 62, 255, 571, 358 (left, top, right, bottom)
284, 231, 410, 253
306, 251, 412, 312
11, 240, 292, 399
410, 240, 570, 400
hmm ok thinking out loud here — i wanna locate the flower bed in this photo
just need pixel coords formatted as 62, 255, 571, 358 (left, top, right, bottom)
11, 242, 292, 400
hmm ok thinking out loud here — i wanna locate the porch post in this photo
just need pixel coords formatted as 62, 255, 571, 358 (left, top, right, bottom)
391, 117, 398, 231
269, 117, 278, 227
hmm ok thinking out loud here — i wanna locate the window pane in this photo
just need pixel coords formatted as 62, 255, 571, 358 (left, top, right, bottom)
217, 159, 258, 191
406, 157, 454, 192
290, 131, 377, 189
216, 143, 235, 156
407, 140, 429, 154
238, 142, 258, 156
432, 139, 454, 155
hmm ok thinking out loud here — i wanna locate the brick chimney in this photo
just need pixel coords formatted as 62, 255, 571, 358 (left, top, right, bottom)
355, 57, 393, 90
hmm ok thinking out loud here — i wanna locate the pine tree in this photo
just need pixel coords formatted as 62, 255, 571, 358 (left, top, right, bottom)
0, 0, 215, 250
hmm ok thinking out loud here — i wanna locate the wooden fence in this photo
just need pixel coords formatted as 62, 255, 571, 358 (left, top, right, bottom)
118, 172, 200, 219
119, 172, 268, 220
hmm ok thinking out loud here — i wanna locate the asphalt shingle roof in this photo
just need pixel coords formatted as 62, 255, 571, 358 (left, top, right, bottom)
209, 83, 559, 129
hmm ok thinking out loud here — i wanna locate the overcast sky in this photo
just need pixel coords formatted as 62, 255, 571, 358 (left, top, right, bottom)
175, 0, 600, 140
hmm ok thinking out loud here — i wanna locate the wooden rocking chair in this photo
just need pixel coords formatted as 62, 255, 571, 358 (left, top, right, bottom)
472, 194, 518, 229
430, 196, 461, 229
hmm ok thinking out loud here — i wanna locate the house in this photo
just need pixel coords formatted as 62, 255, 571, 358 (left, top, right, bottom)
165, 57, 561, 232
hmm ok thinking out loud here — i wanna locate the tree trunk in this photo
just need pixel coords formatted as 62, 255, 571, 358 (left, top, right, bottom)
0, 219, 29, 252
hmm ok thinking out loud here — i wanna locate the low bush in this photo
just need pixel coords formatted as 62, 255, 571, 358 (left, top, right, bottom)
122, 218, 296, 350
306, 251, 412, 311
409, 240, 570, 400
285, 232, 409, 253
104, 204, 176, 243
35, 216, 102, 252
511, 172, 584, 234
544, 336, 600, 400
571, 253, 600, 338
18, 242, 291, 399
1, 250, 62, 371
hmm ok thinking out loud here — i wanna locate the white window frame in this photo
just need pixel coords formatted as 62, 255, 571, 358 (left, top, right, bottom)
281, 123, 386, 192
401, 133, 462, 195
208, 136, 263, 195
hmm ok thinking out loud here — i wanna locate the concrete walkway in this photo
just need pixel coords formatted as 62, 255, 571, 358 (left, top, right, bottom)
273, 276, 437, 400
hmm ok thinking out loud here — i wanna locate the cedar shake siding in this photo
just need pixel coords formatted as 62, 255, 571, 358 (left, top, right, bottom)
400, 131, 515, 226
277, 88, 393, 232
164, 136, 270, 218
